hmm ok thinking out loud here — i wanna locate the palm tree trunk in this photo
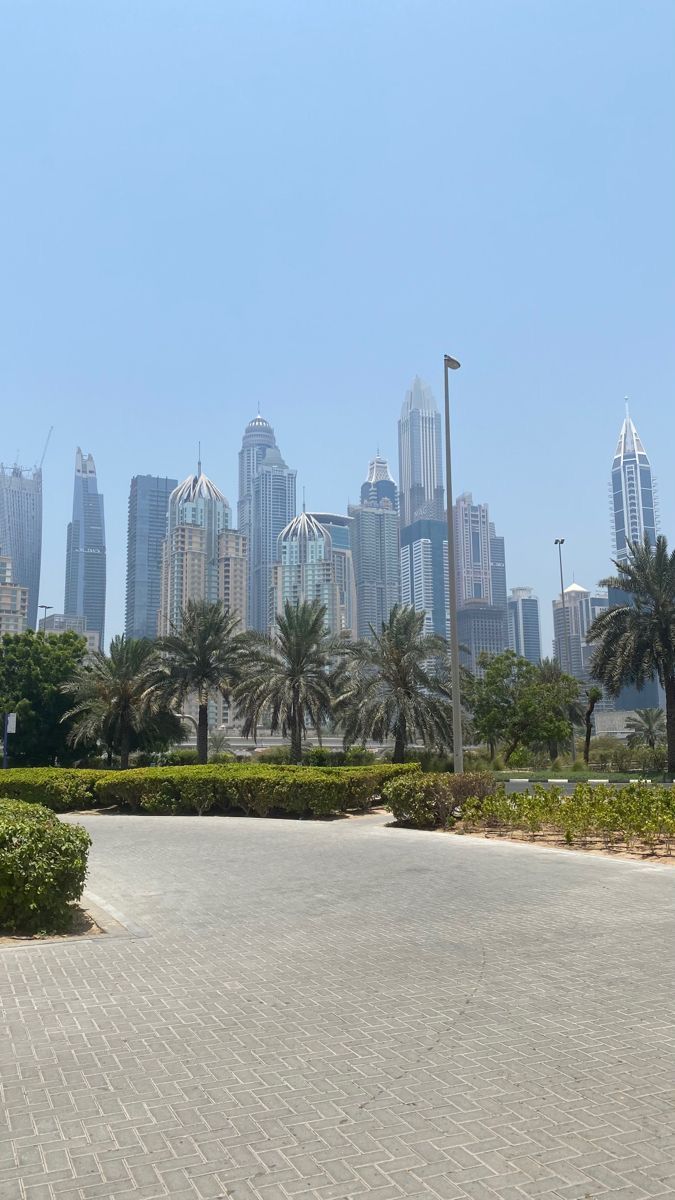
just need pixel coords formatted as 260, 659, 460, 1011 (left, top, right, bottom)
197, 703, 209, 765
290, 701, 303, 763
584, 697, 597, 765
120, 728, 131, 771
666, 677, 675, 776
393, 717, 406, 764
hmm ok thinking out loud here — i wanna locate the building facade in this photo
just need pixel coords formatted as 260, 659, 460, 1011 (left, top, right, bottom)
39, 612, 100, 654
458, 602, 508, 675
125, 475, 177, 640
308, 513, 357, 637
271, 512, 346, 637
0, 556, 29, 635
453, 493, 509, 667
552, 582, 602, 682
400, 518, 448, 638
397, 377, 444, 530
508, 587, 542, 664
218, 530, 248, 629
349, 456, 400, 639
238, 415, 277, 623
250, 446, 296, 632
611, 406, 657, 562
157, 467, 231, 635
64, 449, 106, 647
0, 463, 42, 629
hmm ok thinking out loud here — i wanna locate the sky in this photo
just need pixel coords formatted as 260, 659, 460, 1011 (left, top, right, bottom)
1, 0, 674, 653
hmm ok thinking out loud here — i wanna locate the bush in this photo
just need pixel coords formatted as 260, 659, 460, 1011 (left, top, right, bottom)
0, 799, 91, 933
0, 768, 104, 812
382, 772, 496, 829
93, 763, 419, 818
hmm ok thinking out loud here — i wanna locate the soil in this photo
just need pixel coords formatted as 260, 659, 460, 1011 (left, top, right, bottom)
0, 904, 105, 945
453, 823, 675, 864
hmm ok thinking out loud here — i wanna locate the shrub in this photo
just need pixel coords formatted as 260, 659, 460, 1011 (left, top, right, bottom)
382, 772, 496, 829
0, 768, 103, 812
93, 763, 419, 818
0, 799, 91, 933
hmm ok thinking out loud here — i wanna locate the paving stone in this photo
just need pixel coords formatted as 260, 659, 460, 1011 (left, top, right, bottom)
1, 812, 674, 1200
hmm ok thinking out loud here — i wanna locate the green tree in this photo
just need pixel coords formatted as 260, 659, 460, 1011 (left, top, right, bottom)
588, 535, 675, 774
625, 707, 666, 750
583, 686, 603, 765
0, 630, 88, 765
62, 636, 184, 769
467, 650, 579, 763
157, 600, 247, 764
537, 657, 585, 759
338, 604, 451, 764
234, 600, 341, 763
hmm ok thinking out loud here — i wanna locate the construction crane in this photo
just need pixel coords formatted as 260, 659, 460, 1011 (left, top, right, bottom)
39, 426, 54, 470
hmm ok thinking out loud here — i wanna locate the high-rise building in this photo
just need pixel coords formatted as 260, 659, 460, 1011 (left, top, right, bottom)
397, 376, 444, 529
608, 407, 661, 709
508, 587, 542, 664
157, 466, 231, 635
552, 582, 597, 681
349, 456, 400, 638
0, 463, 42, 629
238, 414, 277, 622
125, 475, 177, 640
39, 612, 100, 655
0, 556, 29, 635
218, 530, 248, 629
250, 445, 296, 632
489, 524, 507, 614
400, 518, 448, 638
64, 449, 106, 647
611, 405, 657, 562
308, 513, 357, 637
271, 512, 345, 636
458, 603, 508, 675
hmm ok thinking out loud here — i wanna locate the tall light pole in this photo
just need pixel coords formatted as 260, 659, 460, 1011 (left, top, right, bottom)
554, 538, 576, 763
38, 604, 53, 630
444, 354, 463, 774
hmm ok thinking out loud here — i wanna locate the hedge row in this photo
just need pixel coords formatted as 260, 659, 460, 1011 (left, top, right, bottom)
462, 782, 675, 851
382, 772, 497, 828
0, 763, 419, 818
93, 763, 419, 817
0, 798, 91, 934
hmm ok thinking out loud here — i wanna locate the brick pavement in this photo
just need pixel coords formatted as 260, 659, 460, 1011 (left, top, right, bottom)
1, 812, 675, 1200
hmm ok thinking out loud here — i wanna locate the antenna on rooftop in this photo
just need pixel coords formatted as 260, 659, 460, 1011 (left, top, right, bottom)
39, 426, 54, 470
197, 441, 202, 475
302, 485, 306, 513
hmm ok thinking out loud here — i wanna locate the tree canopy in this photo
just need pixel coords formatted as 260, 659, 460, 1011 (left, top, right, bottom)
466, 650, 579, 762
0, 630, 89, 765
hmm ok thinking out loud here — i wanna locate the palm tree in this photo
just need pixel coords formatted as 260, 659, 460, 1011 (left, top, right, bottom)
338, 604, 452, 763
587, 534, 675, 774
583, 686, 603, 764
626, 707, 666, 750
62, 636, 183, 769
234, 600, 341, 763
157, 600, 247, 764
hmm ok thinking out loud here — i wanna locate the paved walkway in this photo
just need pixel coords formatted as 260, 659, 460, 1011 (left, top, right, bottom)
2, 813, 675, 1200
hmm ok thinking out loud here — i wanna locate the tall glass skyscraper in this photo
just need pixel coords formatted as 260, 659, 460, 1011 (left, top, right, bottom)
397, 377, 444, 530
400, 518, 448, 638
0, 462, 42, 629
64, 449, 106, 646
125, 475, 177, 639
611, 405, 657, 561
508, 587, 541, 664
349, 456, 400, 639
250, 444, 296, 632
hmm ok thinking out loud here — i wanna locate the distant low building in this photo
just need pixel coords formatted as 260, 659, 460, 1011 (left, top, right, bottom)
0, 556, 29, 635
39, 612, 100, 654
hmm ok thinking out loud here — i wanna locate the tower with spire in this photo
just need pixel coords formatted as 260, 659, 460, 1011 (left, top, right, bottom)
157, 462, 232, 634
397, 376, 444, 530
611, 402, 657, 562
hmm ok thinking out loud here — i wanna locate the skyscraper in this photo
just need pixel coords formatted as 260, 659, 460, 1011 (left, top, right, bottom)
271, 512, 347, 636
349, 456, 400, 638
218, 530, 248, 629
0, 462, 42, 629
125, 475, 177, 640
453, 493, 508, 667
238, 414, 277, 622
64, 449, 106, 647
397, 376, 444, 529
250, 445, 296, 632
308, 514, 357, 637
611, 405, 657, 562
0, 556, 29, 635
157, 466, 231, 634
400, 518, 448, 638
552, 582, 604, 681
609, 407, 660, 709
508, 587, 541, 664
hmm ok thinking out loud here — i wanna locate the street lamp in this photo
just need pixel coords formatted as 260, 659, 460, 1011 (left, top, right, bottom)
554, 538, 576, 763
38, 604, 53, 629
444, 354, 463, 774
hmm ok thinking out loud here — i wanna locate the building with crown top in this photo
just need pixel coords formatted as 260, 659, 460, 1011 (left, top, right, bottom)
270, 511, 350, 637
611, 405, 657, 562
397, 376, 444, 530
157, 465, 231, 634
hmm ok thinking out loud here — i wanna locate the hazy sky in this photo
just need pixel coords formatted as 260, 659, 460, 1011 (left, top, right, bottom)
2, 1, 674, 651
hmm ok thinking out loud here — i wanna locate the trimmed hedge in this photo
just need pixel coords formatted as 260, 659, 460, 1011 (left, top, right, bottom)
382, 772, 497, 829
0, 768, 104, 812
93, 763, 419, 817
0, 798, 91, 934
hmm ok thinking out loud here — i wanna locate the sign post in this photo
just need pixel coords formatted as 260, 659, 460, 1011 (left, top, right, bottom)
2, 713, 16, 769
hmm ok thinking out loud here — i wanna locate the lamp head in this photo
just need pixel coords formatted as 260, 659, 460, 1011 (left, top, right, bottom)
444, 355, 461, 370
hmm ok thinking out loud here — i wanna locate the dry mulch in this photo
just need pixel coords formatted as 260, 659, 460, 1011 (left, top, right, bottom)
0, 904, 105, 946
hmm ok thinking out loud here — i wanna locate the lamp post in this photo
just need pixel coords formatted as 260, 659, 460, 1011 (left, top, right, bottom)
38, 604, 53, 630
444, 354, 463, 774
554, 538, 576, 763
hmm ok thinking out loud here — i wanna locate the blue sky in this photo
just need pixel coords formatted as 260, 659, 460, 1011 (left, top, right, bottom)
1, 0, 674, 651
